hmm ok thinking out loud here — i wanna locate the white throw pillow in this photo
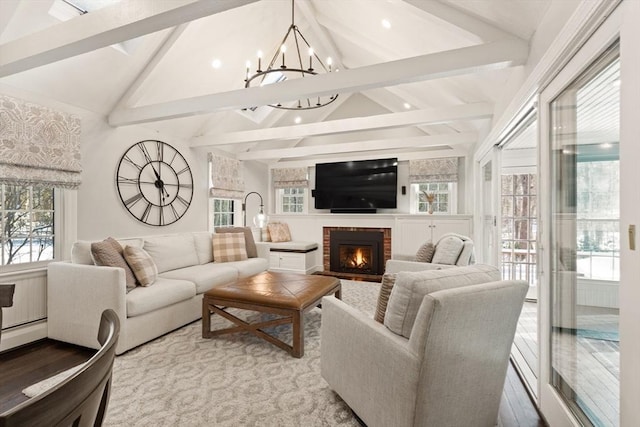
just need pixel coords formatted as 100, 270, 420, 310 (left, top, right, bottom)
431, 236, 464, 265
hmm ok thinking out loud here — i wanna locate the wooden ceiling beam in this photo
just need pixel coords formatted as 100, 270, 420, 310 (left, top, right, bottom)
191, 102, 491, 147
401, 0, 524, 42
110, 38, 525, 126
236, 132, 477, 160
0, 0, 258, 78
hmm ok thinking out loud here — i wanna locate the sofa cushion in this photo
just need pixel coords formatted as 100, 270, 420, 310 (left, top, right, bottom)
91, 237, 137, 291
159, 264, 239, 294
267, 222, 291, 243
431, 235, 464, 265
143, 234, 199, 273
126, 277, 196, 317
71, 241, 93, 265
212, 233, 248, 262
123, 246, 158, 286
268, 241, 318, 251
215, 227, 257, 258
222, 258, 270, 279
193, 232, 214, 264
415, 242, 435, 263
384, 265, 500, 338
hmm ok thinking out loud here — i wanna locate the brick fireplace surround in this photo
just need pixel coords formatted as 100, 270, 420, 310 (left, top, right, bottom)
322, 227, 392, 279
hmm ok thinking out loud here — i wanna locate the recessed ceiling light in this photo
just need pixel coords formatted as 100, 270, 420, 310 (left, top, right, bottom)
403, 102, 411, 109
382, 19, 391, 29
294, 116, 302, 124
211, 59, 221, 69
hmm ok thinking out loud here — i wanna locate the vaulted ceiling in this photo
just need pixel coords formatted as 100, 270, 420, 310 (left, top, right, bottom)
0, 0, 555, 165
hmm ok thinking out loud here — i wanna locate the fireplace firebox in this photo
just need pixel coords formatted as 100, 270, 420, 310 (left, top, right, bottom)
329, 230, 385, 275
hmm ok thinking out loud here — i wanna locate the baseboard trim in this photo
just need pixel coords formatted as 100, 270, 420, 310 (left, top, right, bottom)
0, 320, 47, 353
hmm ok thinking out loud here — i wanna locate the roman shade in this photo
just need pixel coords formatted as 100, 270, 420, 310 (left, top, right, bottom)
0, 94, 82, 189
408, 157, 459, 183
272, 167, 308, 189
209, 153, 244, 199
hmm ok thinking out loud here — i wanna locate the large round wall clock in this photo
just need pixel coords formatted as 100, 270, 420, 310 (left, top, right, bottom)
116, 140, 193, 226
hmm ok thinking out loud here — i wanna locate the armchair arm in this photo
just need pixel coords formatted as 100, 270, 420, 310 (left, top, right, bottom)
47, 262, 127, 351
254, 242, 271, 261
320, 297, 420, 427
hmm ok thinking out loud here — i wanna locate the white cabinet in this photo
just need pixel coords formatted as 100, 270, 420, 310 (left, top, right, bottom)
269, 249, 318, 274
395, 216, 472, 255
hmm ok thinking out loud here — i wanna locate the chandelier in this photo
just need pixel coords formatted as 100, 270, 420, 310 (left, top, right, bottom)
243, 0, 339, 110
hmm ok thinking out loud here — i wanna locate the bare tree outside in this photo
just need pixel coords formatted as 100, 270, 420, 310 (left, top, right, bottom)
1, 185, 54, 265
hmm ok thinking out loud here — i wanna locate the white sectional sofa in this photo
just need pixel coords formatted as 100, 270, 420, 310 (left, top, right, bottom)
47, 231, 269, 354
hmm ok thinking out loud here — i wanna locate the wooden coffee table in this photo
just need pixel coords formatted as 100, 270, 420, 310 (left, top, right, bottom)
202, 271, 341, 358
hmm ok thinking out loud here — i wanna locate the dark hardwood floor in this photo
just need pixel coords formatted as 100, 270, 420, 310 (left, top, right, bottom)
0, 339, 546, 425
0, 339, 94, 413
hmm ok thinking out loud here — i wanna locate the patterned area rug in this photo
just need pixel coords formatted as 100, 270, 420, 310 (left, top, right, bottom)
104, 279, 380, 427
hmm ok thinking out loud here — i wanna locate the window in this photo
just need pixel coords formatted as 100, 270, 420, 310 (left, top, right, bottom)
411, 183, 456, 214
501, 174, 537, 284
1, 184, 55, 265
276, 188, 307, 214
211, 198, 235, 227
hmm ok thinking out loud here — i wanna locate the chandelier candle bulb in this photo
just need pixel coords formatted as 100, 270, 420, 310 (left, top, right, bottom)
308, 47, 314, 71
257, 50, 262, 72
327, 57, 332, 72
280, 45, 287, 69
245, 60, 251, 81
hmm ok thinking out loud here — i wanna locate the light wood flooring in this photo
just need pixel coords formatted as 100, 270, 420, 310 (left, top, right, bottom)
513, 301, 620, 426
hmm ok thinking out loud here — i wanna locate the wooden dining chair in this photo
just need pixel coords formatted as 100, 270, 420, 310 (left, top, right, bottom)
0, 309, 120, 427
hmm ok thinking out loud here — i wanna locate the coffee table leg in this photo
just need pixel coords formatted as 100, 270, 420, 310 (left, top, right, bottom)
335, 287, 342, 300
202, 299, 211, 338
292, 310, 303, 358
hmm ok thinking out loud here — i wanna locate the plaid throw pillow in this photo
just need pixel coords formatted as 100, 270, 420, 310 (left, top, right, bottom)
212, 232, 248, 262
123, 246, 158, 287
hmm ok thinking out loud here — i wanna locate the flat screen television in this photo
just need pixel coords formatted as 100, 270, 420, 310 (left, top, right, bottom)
313, 158, 398, 212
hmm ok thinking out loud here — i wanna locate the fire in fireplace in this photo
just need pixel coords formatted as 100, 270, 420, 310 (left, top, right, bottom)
339, 245, 373, 272
329, 230, 385, 276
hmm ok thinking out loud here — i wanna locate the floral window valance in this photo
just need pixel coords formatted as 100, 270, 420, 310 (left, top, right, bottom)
272, 167, 308, 189
0, 94, 82, 189
209, 153, 244, 199
409, 157, 459, 183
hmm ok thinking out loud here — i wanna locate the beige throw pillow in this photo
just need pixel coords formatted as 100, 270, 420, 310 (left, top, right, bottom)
267, 222, 291, 243
123, 246, 158, 286
415, 242, 435, 263
212, 233, 248, 262
91, 237, 137, 291
374, 273, 397, 323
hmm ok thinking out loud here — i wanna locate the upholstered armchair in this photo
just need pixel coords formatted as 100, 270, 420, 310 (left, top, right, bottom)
320, 265, 527, 427
386, 233, 475, 274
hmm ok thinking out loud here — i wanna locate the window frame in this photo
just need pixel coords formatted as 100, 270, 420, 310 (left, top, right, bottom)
409, 182, 457, 214
209, 198, 239, 230
275, 188, 308, 214
0, 184, 61, 271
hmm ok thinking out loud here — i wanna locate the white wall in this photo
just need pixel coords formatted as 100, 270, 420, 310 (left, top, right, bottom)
78, 119, 210, 240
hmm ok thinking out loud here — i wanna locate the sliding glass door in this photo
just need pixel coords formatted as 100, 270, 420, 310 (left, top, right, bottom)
540, 31, 620, 427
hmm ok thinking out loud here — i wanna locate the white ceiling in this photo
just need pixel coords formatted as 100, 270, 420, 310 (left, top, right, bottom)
0, 0, 559, 166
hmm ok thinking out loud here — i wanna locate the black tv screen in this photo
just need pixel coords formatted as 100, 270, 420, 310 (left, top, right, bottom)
313, 158, 398, 212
